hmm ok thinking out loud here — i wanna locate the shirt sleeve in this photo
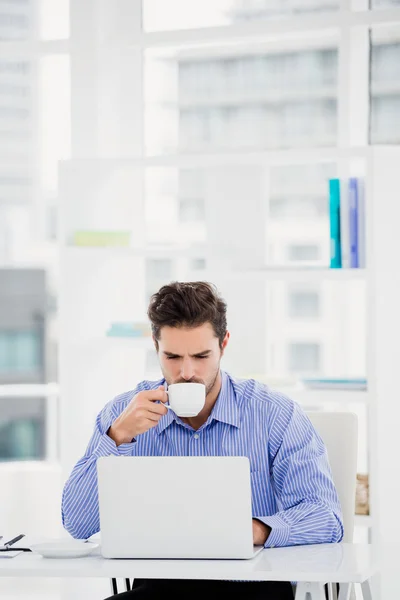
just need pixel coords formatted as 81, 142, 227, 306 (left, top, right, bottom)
260, 402, 344, 548
61, 387, 142, 540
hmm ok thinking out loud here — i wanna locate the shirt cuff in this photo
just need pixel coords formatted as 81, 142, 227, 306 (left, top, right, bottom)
93, 432, 135, 457
256, 514, 291, 548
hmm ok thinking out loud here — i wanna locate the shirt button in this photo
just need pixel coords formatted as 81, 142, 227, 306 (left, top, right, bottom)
193, 434, 199, 439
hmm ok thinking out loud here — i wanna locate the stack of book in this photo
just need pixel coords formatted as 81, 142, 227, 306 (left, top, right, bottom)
329, 177, 365, 269
301, 377, 367, 390
72, 231, 131, 247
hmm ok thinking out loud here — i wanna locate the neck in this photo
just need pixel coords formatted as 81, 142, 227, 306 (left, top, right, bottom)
181, 370, 222, 430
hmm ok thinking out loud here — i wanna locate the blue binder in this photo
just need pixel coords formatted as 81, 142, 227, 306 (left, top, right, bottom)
329, 179, 342, 268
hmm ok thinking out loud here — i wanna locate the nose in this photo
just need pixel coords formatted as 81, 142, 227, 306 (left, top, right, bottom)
180, 358, 195, 381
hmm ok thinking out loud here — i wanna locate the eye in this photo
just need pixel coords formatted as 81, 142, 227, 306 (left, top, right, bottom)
166, 356, 178, 360
196, 356, 208, 360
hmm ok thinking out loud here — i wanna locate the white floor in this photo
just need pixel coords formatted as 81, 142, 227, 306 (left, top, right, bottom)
0, 578, 112, 600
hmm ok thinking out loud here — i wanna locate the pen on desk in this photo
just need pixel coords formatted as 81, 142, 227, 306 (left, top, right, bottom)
4, 534, 25, 548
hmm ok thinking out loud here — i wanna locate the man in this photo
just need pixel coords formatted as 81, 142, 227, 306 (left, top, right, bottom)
62, 281, 343, 600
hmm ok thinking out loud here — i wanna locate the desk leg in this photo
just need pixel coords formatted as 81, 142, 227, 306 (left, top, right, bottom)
361, 579, 373, 600
295, 582, 326, 599
110, 578, 118, 596
123, 579, 131, 592
338, 583, 352, 600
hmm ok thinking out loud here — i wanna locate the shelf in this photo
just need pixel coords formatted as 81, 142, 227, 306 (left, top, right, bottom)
230, 267, 367, 282
62, 245, 207, 259
60, 146, 372, 169
278, 388, 368, 405
0, 383, 59, 398
62, 249, 367, 282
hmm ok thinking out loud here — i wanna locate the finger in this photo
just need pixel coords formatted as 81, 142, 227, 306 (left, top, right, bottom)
144, 413, 162, 424
147, 402, 168, 416
145, 388, 168, 404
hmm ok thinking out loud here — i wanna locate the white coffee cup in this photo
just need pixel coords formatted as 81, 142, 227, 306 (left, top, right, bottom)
165, 382, 206, 417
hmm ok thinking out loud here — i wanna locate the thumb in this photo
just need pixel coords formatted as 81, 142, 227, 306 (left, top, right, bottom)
158, 384, 168, 403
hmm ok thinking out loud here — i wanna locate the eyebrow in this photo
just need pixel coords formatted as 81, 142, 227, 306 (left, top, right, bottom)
163, 350, 212, 358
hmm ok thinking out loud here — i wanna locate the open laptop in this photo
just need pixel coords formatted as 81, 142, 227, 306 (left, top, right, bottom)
97, 456, 264, 559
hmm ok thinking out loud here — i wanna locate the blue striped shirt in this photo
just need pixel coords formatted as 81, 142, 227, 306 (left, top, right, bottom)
62, 370, 343, 546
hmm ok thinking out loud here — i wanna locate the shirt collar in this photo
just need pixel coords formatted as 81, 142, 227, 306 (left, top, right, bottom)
155, 370, 241, 435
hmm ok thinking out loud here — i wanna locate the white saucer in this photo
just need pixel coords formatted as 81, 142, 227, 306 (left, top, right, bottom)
30, 541, 99, 559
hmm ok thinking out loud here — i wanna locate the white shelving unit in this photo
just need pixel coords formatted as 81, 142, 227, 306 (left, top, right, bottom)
59, 147, 400, 544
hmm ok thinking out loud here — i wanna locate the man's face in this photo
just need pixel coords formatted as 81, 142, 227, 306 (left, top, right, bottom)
156, 323, 229, 396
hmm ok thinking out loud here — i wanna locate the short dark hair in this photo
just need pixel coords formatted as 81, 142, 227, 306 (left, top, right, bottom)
147, 281, 227, 348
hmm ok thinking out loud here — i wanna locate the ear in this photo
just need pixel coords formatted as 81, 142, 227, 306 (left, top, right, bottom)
152, 336, 159, 352
220, 331, 230, 355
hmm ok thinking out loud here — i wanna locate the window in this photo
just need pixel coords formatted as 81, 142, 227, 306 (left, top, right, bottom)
145, 41, 338, 155
288, 342, 321, 372
0, 330, 41, 373
370, 27, 400, 144
146, 259, 173, 280
269, 196, 327, 219
145, 259, 174, 301
0, 397, 45, 461
190, 258, 207, 271
143, 0, 339, 32
288, 244, 320, 261
289, 291, 320, 318
179, 198, 206, 223
371, 0, 400, 7
145, 349, 161, 379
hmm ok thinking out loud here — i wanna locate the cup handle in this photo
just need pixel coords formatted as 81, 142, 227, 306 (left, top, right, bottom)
163, 388, 172, 409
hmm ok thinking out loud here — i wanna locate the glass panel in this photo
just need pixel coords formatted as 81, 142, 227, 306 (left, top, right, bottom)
145, 168, 207, 247
39, 0, 69, 40
0, 330, 41, 374
287, 244, 320, 261
371, 0, 400, 7
13, 331, 41, 371
145, 40, 338, 154
143, 0, 339, 32
370, 27, 400, 144
0, 1, 32, 41
145, 348, 161, 379
0, 51, 69, 255
145, 162, 336, 266
288, 342, 321, 373
0, 55, 33, 218
0, 0, 69, 41
288, 289, 320, 318
39, 55, 71, 192
145, 258, 174, 302
0, 397, 45, 461
262, 279, 366, 379
190, 258, 207, 271
0, 332, 11, 372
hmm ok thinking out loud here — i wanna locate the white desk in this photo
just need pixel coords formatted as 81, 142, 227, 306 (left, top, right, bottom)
0, 543, 376, 600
